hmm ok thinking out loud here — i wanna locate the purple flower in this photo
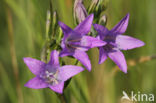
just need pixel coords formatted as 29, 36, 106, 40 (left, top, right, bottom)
59, 14, 106, 71
23, 50, 84, 94
93, 14, 145, 73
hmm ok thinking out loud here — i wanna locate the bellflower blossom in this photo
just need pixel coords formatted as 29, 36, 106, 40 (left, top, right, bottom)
59, 14, 106, 71
93, 14, 145, 73
23, 50, 84, 94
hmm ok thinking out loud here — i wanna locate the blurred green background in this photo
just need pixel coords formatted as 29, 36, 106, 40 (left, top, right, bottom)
0, 0, 156, 103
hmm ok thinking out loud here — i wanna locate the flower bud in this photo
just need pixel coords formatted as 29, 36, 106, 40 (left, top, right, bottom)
46, 10, 51, 36
88, 0, 107, 17
74, 0, 88, 23
99, 14, 107, 26
88, 0, 98, 13
52, 11, 58, 34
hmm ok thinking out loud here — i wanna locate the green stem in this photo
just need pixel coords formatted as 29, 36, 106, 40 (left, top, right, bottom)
57, 93, 67, 103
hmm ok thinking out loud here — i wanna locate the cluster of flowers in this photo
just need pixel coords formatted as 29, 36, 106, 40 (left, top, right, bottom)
23, 13, 144, 94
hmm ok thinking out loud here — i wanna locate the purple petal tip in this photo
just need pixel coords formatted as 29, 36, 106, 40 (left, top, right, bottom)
23, 57, 30, 63
98, 60, 103, 64
141, 41, 145, 47
126, 13, 130, 17
93, 24, 97, 27
58, 21, 63, 26
124, 13, 130, 21
87, 13, 94, 20
123, 69, 127, 74
24, 83, 31, 88
90, 13, 94, 17
87, 66, 91, 72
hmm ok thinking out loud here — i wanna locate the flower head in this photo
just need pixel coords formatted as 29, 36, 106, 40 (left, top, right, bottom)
23, 50, 84, 94
59, 14, 106, 71
93, 13, 145, 73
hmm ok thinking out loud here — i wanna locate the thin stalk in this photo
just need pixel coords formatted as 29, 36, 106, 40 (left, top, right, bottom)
6, 6, 23, 103
57, 93, 67, 103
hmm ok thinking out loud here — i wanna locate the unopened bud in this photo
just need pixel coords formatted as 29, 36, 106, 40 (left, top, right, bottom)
89, 0, 107, 17
51, 11, 59, 39
88, 0, 98, 13
46, 10, 51, 36
52, 11, 58, 32
99, 14, 107, 26
74, 0, 88, 23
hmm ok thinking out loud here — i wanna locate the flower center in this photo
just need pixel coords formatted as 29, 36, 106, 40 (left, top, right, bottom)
40, 66, 60, 85
66, 38, 82, 49
103, 42, 117, 52
103, 35, 116, 42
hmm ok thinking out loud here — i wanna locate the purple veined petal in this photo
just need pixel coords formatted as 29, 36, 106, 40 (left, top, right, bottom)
99, 47, 108, 64
67, 30, 82, 40
73, 50, 91, 71
66, 35, 91, 52
58, 21, 72, 39
81, 36, 106, 48
111, 13, 130, 34
58, 65, 84, 81
59, 48, 74, 57
48, 50, 60, 66
93, 24, 109, 40
24, 76, 48, 89
67, 41, 90, 51
49, 82, 64, 94
116, 35, 145, 50
108, 50, 127, 73
23, 57, 46, 75
74, 14, 94, 35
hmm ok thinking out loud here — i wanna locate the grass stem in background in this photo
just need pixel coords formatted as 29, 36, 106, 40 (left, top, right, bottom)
6, 6, 23, 103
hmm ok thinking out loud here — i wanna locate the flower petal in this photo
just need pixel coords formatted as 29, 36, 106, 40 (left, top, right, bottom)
116, 35, 145, 50
108, 50, 127, 73
24, 77, 48, 89
93, 24, 109, 39
58, 65, 84, 81
82, 36, 106, 48
111, 13, 129, 34
58, 21, 72, 38
74, 14, 94, 35
73, 50, 91, 71
49, 82, 64, 94
23, 57, 46, 75
67, 30, 82, 40
48, 50, 59, 66
59, 48, 74, 57
99, 47, 108, 64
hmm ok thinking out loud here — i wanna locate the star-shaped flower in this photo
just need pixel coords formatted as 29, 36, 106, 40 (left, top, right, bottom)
93, 14, 145, 73
59, 14, 106, 71
23, 50, 84, 94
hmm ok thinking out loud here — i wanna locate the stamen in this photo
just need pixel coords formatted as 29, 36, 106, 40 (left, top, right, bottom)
40, 69, 60, 85
68, 38, 81, 42
65, 37, 82, 50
